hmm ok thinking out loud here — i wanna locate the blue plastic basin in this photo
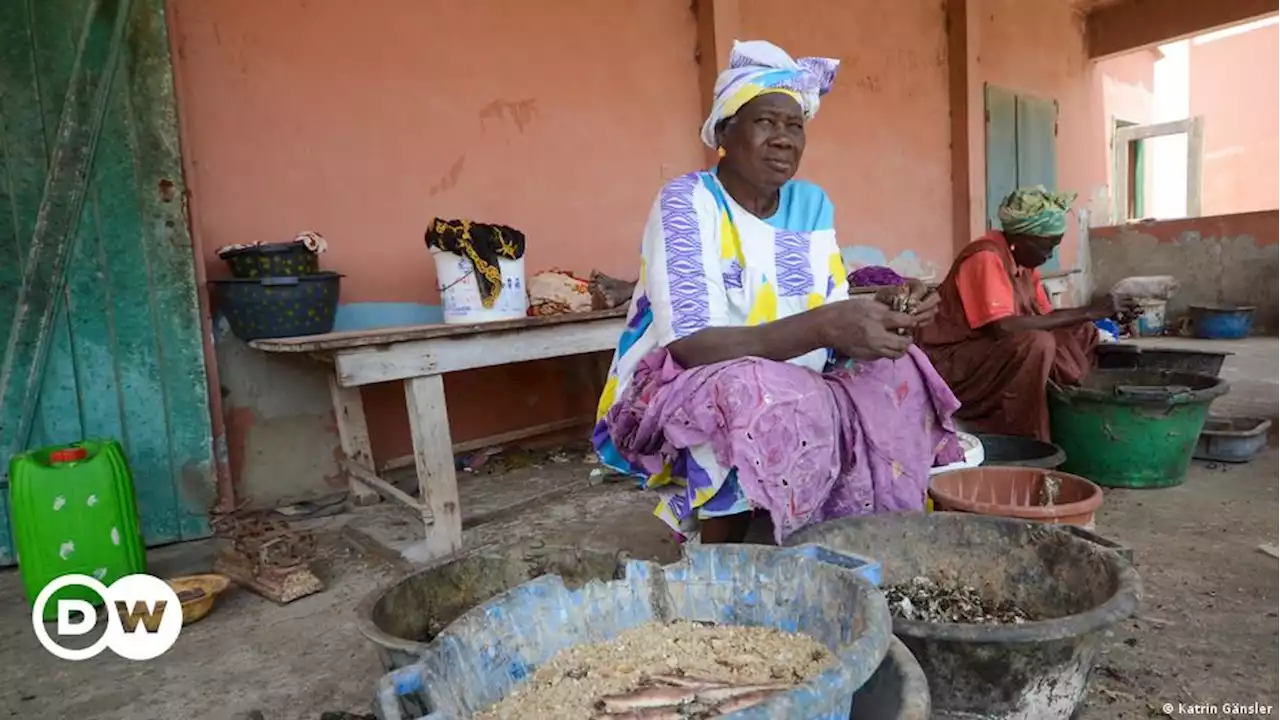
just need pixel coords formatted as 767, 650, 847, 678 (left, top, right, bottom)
1190, 304, 1255, 339
373, 544, 890, 720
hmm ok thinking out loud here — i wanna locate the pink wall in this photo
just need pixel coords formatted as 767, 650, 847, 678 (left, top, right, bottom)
169, 0, 704, 302
1094, 48, 1156, 216
1190, 23, 1280, 215
1095, 49, 1156, 127
168, 0, 705, 470
962, 0, 1105, 270
739, 0, 953, 274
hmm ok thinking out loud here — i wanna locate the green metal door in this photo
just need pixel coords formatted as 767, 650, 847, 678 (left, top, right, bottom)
0, 0, 215, 565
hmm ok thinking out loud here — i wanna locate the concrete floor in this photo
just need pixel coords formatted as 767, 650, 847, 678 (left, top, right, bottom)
0, 338, 1273, 720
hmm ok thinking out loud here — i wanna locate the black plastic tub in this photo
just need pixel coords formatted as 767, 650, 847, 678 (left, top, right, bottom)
356, 543, 629, 674
218, 240, 319, 278
212, 272, 341, 340
850, 636, 930, 720
1096, 344, 1230, 377
975, 434, 1066, 470
787, 513, 1142, 720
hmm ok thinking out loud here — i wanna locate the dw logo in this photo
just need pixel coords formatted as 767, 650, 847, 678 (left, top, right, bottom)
32, 574, 183, 661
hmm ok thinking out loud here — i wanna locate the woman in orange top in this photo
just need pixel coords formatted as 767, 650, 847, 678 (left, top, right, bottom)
919, 187, 1132, 441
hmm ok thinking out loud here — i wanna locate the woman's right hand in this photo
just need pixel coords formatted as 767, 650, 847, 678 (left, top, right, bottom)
1086, 293, 1140, 321
818, 300, 918, 361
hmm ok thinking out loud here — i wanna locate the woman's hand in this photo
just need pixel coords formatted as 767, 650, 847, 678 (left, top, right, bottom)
908, 281, 940, 326
1086, 293, 1140, 321
873, 280, 940, 327
818, 300, 918, 361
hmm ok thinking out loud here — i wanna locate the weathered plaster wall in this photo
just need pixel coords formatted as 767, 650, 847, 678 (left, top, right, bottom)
739, 0, 954, 280
1089, 211, 1279, 333
169, 0, 705, 297
212, 321, 345, 507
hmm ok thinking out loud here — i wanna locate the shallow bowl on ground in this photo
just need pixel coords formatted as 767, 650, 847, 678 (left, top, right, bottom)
166, 573, 231, 626
1194, 415, 1272, 463
928, 466, 1103, 528
786, 512, 1141, 720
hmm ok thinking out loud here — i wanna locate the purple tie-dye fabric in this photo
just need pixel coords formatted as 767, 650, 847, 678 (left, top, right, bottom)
606, 347, 964, 543
848, 265, 906, 288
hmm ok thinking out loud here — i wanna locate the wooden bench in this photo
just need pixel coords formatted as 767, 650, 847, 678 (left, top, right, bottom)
250, 307, 628, 562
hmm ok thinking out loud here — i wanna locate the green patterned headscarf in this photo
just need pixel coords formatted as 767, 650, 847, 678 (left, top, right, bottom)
997, 186, 1077, 237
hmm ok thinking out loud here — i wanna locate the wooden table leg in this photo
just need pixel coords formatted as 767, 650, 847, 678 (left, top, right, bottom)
404, 373, 463, 559
328, 374, 382, 506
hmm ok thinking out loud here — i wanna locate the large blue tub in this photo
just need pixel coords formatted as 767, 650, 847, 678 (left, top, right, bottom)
373, 543, 891, 720
1190, 303, 1256, 339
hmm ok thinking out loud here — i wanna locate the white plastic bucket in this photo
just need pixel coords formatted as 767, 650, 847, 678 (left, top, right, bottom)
431, 248, 528, 325
1134, 298, 1167, 337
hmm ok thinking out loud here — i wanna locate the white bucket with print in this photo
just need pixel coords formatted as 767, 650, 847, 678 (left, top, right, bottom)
431, 249, 528, 324
1134, 298, 1167, 337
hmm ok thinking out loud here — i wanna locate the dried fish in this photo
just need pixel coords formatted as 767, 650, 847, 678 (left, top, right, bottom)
1038, 475, 1062, 507
694, 683, 793, 704
891, 286, 912, 335
710, 690, 778, 715
885, 576, 1034, 625
597, 687, 698, 713
649, 675, 726, 689
592, 709, 684, 720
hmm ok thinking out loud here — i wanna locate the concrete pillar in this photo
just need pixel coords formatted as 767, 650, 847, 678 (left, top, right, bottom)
694, 0, 740, 164
946, 0, 973, 256
946, 0, 989, 255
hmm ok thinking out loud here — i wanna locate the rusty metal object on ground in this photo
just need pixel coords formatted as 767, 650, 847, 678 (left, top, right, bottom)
210, 511, 324, 604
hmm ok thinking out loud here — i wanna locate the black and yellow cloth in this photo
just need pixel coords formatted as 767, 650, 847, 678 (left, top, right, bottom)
425, 219, 527, 308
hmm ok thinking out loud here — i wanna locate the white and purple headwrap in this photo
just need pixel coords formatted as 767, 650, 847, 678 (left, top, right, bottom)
700, 40, 841, 149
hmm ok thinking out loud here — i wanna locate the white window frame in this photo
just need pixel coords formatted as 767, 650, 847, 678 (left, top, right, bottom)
1112, 117, 1205, 220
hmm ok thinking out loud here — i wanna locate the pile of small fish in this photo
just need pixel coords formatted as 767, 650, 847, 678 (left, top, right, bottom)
885, 576, 1034, 625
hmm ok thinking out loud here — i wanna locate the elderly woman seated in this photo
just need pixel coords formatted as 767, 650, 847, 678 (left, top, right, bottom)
591, 40, 963, 545
918, 187, 1134, 442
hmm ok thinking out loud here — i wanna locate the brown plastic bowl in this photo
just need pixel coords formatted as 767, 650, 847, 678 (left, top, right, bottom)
928, 466, 1103, 527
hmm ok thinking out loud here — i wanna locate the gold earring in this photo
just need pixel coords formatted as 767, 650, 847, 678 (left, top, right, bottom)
717, 146, 727, 158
